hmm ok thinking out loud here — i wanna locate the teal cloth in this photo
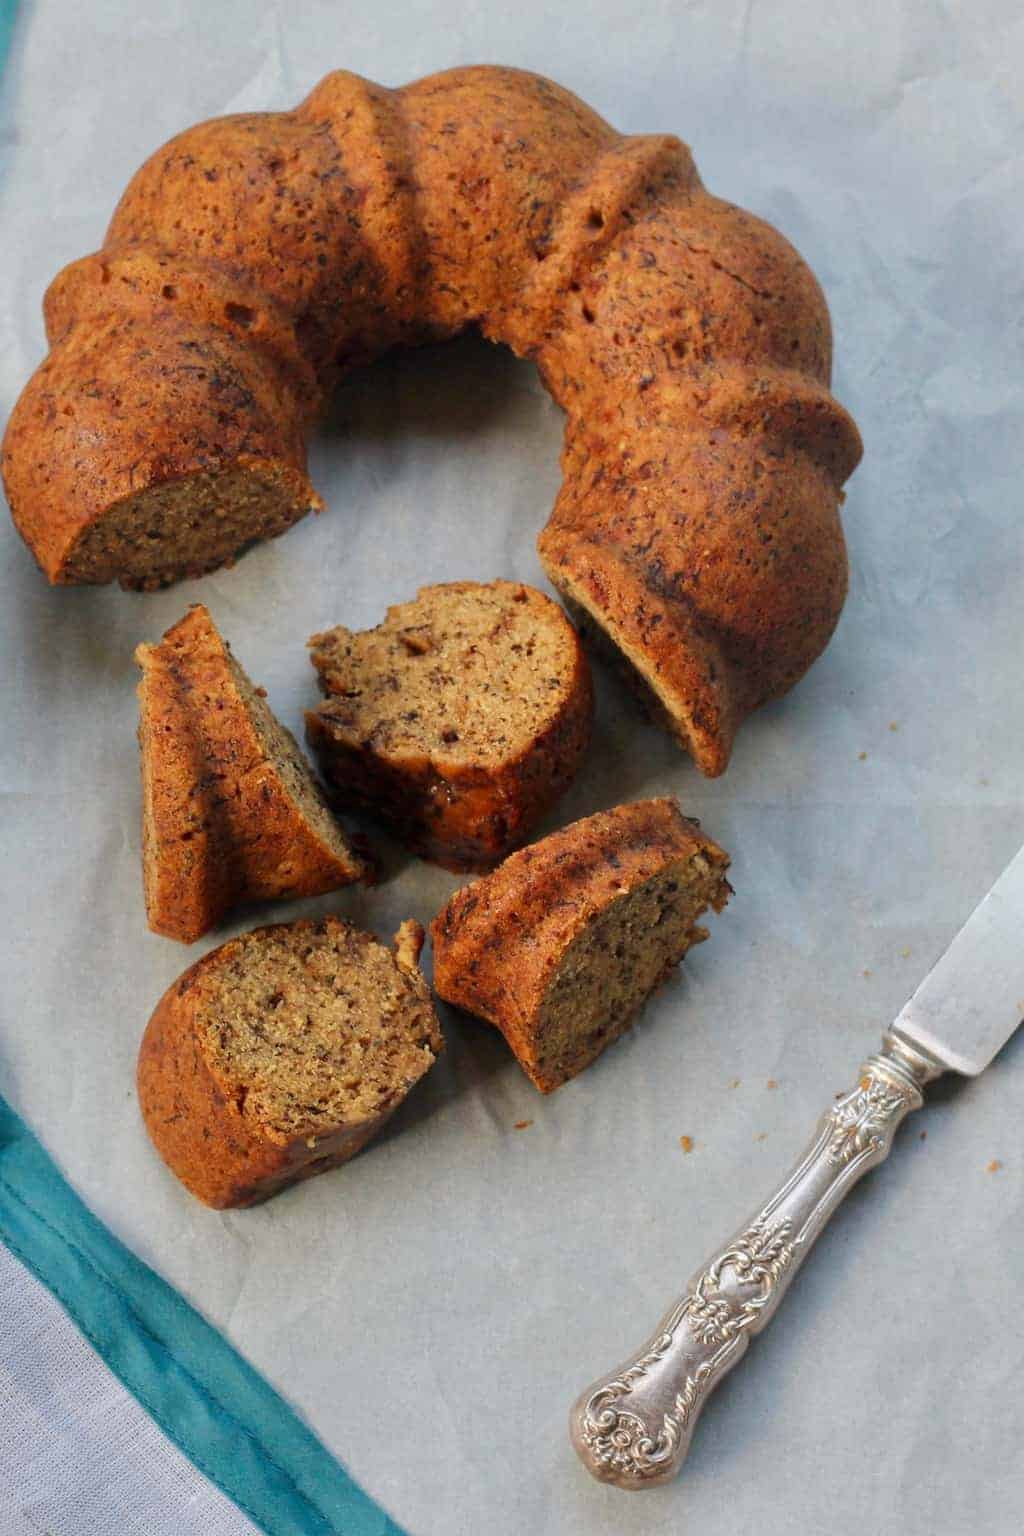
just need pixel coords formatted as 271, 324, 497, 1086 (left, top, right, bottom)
0, 1096, 404, 1536
0, 0, 15, 77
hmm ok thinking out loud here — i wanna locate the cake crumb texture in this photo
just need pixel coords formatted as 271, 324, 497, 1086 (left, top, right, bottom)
137, 915, 443, 1207
306, 580, 592, 869
431, 796, 731, 1092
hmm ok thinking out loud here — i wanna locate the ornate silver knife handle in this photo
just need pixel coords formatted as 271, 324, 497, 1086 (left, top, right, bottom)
569, 1032, 944, 1488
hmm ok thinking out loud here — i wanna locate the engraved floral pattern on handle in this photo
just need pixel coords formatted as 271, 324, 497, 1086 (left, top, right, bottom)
570, 1034, 941, 1488
825, 1077, 914, 1165
577, 1217, 794, 1481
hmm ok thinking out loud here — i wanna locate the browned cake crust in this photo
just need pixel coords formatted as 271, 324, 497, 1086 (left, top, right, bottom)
430, 797, 731, 1092
2, 66, 861, 776
305, 580, 593, 870
136, 604, 367, 942
137, 916, 442, 1208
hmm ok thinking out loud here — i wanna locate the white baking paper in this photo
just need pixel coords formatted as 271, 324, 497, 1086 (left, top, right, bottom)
1, 3, 1022, 1533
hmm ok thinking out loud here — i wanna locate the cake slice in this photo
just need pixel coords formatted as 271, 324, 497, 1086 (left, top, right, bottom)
304, 580, 592, 871
137, 916, 443, 1207
136, 604, 367, 943
430, 798, 731, 1092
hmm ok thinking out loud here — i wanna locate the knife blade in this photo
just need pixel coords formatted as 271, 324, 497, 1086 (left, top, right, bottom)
570, 843, 1024, 1489
892, 841, 1024, 1075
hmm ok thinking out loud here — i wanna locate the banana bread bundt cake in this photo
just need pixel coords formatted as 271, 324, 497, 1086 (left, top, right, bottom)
306, 580, 593, 870
136, 604, 367, 943
2, 66, 862, 776
138, 916, 442, 1207
430, 797, 731, 1092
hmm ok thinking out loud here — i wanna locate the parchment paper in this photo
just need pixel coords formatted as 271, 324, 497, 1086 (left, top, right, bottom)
2, 3, 1022, 1533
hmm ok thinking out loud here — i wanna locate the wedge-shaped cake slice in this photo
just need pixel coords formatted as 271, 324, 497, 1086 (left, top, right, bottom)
431, 798, 731, 1092
138, 916, 442, 1207
305, 580, 592, 871
136, 604, 367, 943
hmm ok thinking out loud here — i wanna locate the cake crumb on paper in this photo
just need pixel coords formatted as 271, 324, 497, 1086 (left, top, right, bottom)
728, 1077, 741, 1089
889, 721, 900, 732
513, 1119, 533, 1131
679, 1135, 694, 1154
986, 1160, 1002, 1174
766, 1078, 778, 1090
858, 751, 868, 761
755, 1132, 768, 1142
900, 947, 912, 958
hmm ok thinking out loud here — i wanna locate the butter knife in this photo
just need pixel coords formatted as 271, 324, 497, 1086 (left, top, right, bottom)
571, 842, 1024, 1488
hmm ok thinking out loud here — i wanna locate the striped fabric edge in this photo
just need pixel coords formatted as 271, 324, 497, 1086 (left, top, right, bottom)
0, 1096, 404, 1536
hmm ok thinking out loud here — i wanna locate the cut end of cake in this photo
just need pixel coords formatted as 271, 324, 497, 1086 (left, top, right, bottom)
430, 796, 731, 1093
306, 579, 593, 868
198, 918, 442, 1141
63, 459, 321, 590
526, 847, 731, 1091
308, 579, 588, 768
137, 915, 444, 1207
538, 539, 736, 778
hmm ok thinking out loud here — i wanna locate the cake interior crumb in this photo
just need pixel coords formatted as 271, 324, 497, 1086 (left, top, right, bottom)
198, 922, 440, 1140
530, 852, 730, 1089
227, 649, 362, 876
309, 583, 576, 766
67, 463, 312, 587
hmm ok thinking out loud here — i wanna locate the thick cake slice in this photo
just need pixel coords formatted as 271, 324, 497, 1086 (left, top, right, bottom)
430, 798, 731, 1092
136, 604, 367, 943
137, 916, 443, 1207
305, 580, 593, 870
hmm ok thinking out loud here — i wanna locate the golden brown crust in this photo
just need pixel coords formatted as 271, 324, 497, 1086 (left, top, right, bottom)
2, 65, 862, 772
430, 797, 731, 1091
305, 580, 593, 870
137, 917, 437, 1208
136, 604, 366, 942
4, 268, 322, 589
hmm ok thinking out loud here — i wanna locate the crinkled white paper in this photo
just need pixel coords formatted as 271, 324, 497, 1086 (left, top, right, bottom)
1, 4, 1022, 1534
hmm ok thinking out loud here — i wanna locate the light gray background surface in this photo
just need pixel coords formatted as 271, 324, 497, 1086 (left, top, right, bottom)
2, 2, 1023, 1533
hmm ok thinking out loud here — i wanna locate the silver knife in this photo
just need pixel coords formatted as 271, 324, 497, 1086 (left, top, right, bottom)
570, 842, 1024, 1489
